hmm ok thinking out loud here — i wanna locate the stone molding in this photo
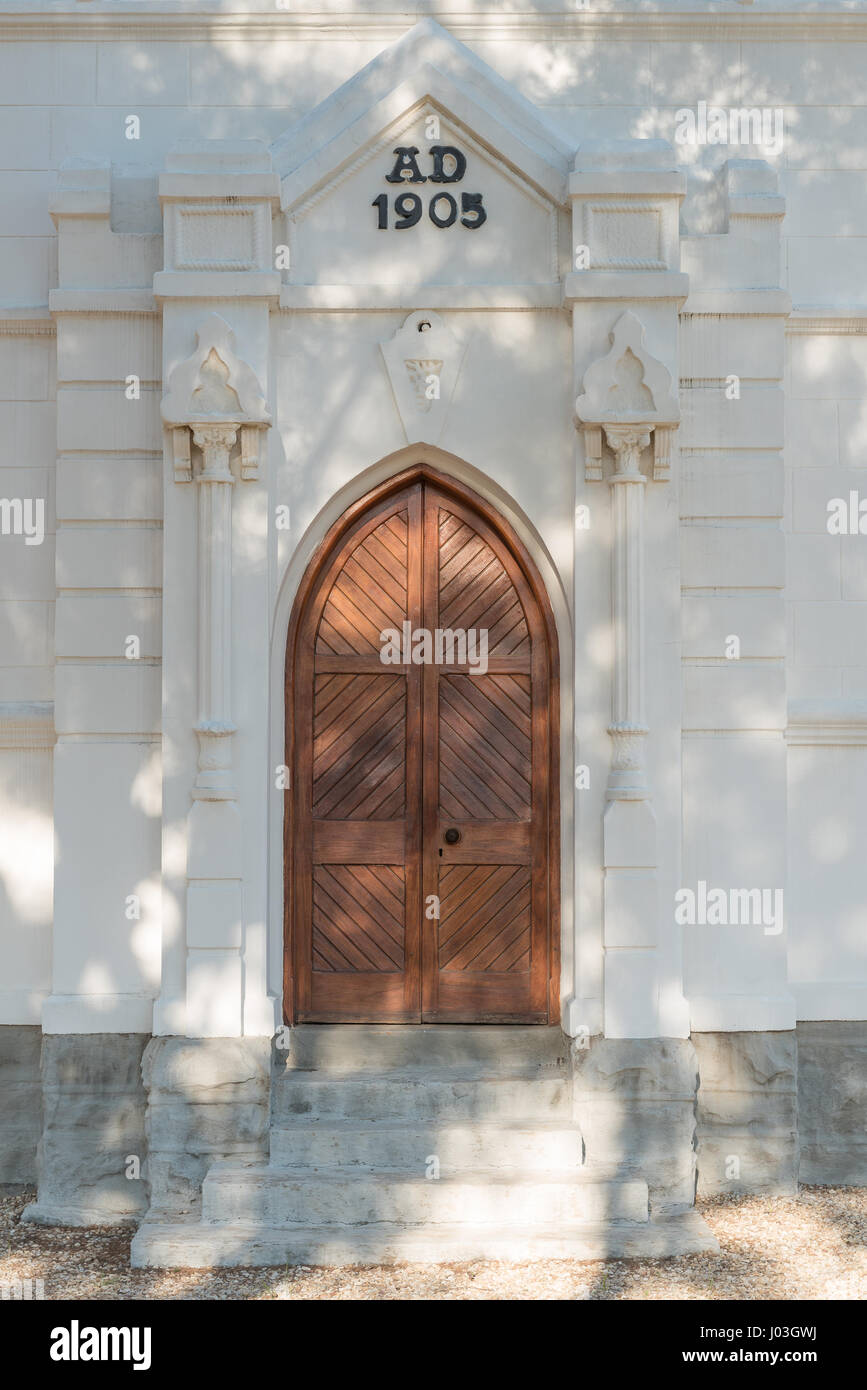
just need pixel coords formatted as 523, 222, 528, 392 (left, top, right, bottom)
786, 699, 867, 747
9, 9, 867, 44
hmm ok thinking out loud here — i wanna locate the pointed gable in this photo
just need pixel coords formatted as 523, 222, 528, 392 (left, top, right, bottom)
270, 20, 572, 290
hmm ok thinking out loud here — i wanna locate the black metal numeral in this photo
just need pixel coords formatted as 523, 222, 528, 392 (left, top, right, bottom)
372, 193, 388, 229
429, 193, 458, 228
460, 192, 487, 229
394, 193, 423, 229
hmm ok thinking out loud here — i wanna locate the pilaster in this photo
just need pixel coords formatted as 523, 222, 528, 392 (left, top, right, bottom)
567, 142, 688, 1040
153, 142, 280, 1039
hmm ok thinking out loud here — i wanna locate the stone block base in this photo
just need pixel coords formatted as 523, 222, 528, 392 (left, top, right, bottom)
694, 1031, 798, 1197
21, 1033, 149, 1226
797, 1021, 867, 1185
142, 1036, 271, 1220
0, 1025, 42, 1188
572, 1037, 699, 1214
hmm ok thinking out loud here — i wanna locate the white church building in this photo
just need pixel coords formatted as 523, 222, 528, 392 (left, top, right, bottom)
0, 1, 865, 1265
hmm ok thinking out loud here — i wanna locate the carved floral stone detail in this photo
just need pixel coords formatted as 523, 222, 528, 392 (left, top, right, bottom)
381, 311, 466, 444
404, 358, 444, 413
162, 313, 270, 482
575, 310, 678, 482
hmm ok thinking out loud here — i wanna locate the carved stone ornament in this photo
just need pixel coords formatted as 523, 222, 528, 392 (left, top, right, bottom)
160, 315, 271, 802
161, 312, 271, 482
381, 310, 467, 445
575, 310, 678, 482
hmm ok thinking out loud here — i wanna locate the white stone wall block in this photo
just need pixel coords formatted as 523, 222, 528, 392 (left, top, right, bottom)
682, 596, 785, 659
785, 399, 838, 470
782, 172, 867, 239
187, 800, 243, 881
56, 316, 161, 386
837, 400, 867, 470
96, 42, 190, 107
786, 533, 841, 602
787, 240, 867, 309
0, 536, 54, 602
0, 402, 57, 470
793, 602, 867, 668
185, 951, 243, 1039
0, 240, 54, 309
683, 663, 786, 731
57, 390, 161, 454
0, 739, 53, 1022
604, 871, 659, 950
57, 223, 163, 292
649, 42, 741, 107
473, 38, 652, 107
55, 528, 161, 590
681, 524, 785, 589
681, 224, 781, 295
52, 742, 161, 997
740, 41, 867, 106
788, 744, 867, 988
55, 595, 162, 660
54, 666, 161, 737
841, 538, 867, 601
186, 881, 243, 951
0, 41, 96, 106
680, 388, 784, 451
793, 468, 867, 534
679, 315, 784, 382
0, 108, 50, 170
0, 174, 56, 238
603, 798, 657, 869
56, 459, 162, 524
790, 331, 867, 402
603, 951, 659, 1040
681, 454, 784, 519
0, 338, 53, 402
187, 39, 385, 110
0, 602, 54, 668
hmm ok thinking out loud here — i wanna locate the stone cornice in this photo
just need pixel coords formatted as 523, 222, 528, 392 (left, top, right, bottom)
0, 308, 55, 336
787, 308, 867, 335
2, 7, 867, 43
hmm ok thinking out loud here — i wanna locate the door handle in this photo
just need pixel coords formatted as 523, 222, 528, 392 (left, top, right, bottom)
444, 827, 461, 845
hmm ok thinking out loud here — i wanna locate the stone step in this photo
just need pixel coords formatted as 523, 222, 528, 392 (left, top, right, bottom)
269, 1120, 583, 1173
200, 1163, 648, 1227
131, 1211, 719, 1268
271, 1073, 570, 1123
276, 1024, 569, 1075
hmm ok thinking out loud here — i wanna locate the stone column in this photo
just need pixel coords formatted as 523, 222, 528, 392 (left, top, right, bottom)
184, 421, 244, 1038
192, 422, 238, 801
605, 424, 651, 800
600, 424, 659, 1039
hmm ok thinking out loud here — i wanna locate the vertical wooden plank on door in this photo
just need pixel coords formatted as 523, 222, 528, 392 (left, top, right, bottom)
422, 484, 551, 1022
292, 484, 423, 1021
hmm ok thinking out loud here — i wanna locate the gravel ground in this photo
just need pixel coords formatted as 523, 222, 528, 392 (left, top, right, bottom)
1, 1186, 865, 1300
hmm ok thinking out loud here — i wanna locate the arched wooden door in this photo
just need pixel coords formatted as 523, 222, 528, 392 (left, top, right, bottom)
285, 467, 559, 1024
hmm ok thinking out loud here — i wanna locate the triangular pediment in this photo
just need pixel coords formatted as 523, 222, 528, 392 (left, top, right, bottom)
271, 22, 572, 290
273, 20, 572, 211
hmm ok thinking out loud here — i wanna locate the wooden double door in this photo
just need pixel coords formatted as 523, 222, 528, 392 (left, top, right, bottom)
285, 468, 558, 1024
